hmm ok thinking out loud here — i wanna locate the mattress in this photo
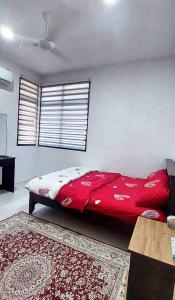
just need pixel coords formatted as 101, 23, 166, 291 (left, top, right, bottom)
27, 168, 168, 224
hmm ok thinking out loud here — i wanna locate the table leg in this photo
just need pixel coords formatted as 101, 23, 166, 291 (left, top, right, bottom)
2, 163, 15, 192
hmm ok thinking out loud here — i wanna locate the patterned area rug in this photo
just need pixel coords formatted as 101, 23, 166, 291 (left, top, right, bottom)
0, 212, 130, 300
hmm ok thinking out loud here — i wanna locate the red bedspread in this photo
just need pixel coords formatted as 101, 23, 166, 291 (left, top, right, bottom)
56, 171, 167, 224
56, 171, 120, 212
86, 176, 166, 224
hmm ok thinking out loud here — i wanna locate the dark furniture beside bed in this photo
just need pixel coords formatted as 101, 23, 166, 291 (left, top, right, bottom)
0, 155, 15, 192
126, 159, 175, 300
127, 216, 175, 300
166, 159, 175, 216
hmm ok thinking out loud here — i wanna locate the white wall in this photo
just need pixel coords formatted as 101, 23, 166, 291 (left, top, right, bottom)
0, 57, 40, 182
40, 58, 175, 178
1, 56, 175, 182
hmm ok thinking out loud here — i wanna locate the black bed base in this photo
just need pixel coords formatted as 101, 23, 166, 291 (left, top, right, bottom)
29, 159, 175, 219
29, 191, 136, 233
29, 192, 62, 214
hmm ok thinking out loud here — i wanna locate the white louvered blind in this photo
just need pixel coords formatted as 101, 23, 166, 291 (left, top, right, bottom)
39, 81, 90, 151
17, 78, 39, 145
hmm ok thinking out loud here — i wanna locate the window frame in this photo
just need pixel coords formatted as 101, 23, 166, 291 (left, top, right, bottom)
17, 77, 39, 146
38, 80, 91, 152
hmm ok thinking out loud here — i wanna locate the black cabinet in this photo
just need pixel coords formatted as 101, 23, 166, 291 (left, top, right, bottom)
0, 156, 15, 192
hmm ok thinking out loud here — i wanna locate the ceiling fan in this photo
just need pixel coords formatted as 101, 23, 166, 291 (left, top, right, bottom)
1, 11, 67, 61
33, 11, 57, 50
22, 11, 67, 60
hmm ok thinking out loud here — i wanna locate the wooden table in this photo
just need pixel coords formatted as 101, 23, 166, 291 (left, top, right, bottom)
127, 217, 175, 300
0, 156, 15, 192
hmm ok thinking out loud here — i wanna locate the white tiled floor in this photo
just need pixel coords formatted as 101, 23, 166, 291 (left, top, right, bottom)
0, 181, 133, 250
0, 181, 29, 220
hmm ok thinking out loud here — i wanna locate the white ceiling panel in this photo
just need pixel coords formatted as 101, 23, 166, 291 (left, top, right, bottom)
0, 0, 175, 75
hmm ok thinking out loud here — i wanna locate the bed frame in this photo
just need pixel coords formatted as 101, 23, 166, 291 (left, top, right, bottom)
29, 159, 175, 217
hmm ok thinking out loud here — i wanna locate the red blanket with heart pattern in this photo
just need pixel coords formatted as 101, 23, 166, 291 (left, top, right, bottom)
56, 170, 167, 224
56, 171, 120, 211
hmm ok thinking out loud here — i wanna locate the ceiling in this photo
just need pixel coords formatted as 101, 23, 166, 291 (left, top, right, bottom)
0, 0, 175, 75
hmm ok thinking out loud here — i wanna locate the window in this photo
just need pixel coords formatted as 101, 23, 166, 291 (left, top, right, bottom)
38, 81, 90, 151
17, 78, 39, 145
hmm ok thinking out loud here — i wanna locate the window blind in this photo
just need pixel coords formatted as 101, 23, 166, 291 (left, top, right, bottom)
38, 81, 90, 151
17, 78, 39, 145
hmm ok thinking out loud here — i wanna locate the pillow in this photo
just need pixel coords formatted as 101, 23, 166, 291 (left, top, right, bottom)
147, 169, 168, 180
136, 169, 169, 208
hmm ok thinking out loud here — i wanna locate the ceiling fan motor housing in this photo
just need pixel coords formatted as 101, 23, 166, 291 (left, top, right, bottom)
39, 39, 56, 51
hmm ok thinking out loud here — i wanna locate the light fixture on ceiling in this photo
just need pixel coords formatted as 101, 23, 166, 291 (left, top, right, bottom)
0, 26, 14, 41
103, 0, 119, 6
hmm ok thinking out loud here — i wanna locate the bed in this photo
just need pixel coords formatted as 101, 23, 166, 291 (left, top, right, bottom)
26, 159, 175, 225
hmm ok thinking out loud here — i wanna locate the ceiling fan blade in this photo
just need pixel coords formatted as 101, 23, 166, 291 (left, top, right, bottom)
48, 3, 80, 41
51, 48, 68, 62
16, 34, 39, 46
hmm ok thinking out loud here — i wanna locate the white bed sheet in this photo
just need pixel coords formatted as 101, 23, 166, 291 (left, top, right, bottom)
25, 167, 92, 199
